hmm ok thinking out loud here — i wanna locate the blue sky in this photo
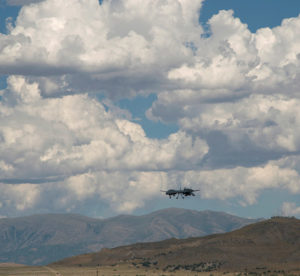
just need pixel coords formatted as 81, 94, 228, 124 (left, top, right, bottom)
0, 0, 300, 219
200, 0, 300, 32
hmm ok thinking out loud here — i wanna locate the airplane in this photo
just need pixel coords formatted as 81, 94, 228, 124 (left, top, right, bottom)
161, 187, 200, 199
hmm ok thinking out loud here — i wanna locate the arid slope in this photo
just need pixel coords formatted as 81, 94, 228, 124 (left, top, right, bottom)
55, 217, 300, 273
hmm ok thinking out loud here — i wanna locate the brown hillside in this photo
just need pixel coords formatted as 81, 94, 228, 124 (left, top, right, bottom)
54, 217, 300, 273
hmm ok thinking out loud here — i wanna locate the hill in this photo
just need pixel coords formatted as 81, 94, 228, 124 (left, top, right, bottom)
55, 217, 300, 273
0, 208, 259, 265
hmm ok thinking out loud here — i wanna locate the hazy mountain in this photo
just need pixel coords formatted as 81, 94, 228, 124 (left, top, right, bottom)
0, 208, 260, 265
55, 217, 300, 273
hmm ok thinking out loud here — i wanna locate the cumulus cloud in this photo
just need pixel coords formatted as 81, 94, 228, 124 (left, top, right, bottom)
183, 162, 300, 205
168, 10, 256, 92
0, 183, 40, 212
0, 75, 299, 214
167, 10, 300, 97
0, 77, 208, 178
1, 158, 299, 215
1, 1, 300, 98
0, 76, 208, 213
0, 0, 203, 97
147, 10, 300, 168
149, 11, 300, 125
281, 202, 300, 217
64, 171, 167, 213
1, 0, 300, 216
148, 93, 300, 168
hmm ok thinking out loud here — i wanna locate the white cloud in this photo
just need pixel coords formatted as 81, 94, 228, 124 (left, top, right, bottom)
281, 202, 300, 217
0, 170, 166, 214
1, 0, 300, 216
1, 1, 300, 98
168, 10, 256, 92
65, 171, 168, 213
146, 12, 300, 167
0, 0, 204, 97
2, 0, 300, 99
148, 93, 300, 171
1, 159, 299, 214
0, 74, 298, 214
184, 94, 300, 151
0, 76, 208, 177
147, 13, 300, 159
0, 76, 208, 214
167, 10, 300, 97
182, 162, 300, 205
0, 183, 40, 211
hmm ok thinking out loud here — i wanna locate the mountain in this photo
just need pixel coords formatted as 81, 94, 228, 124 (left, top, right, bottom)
54, 216, 300, 274
0, 208, 260, 265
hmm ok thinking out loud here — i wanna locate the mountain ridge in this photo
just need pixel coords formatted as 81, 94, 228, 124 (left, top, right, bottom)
0, 208, 261, 265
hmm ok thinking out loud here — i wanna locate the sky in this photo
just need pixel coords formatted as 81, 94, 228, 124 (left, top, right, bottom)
0, 0, 300, 219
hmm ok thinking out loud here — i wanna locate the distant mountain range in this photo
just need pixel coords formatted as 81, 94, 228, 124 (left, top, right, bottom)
55, 217, 300, 274
0, 208, 261, 265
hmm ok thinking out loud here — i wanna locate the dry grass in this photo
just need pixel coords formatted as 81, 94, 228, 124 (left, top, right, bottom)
0, 264, 298, 276
0, 265, 54, 276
